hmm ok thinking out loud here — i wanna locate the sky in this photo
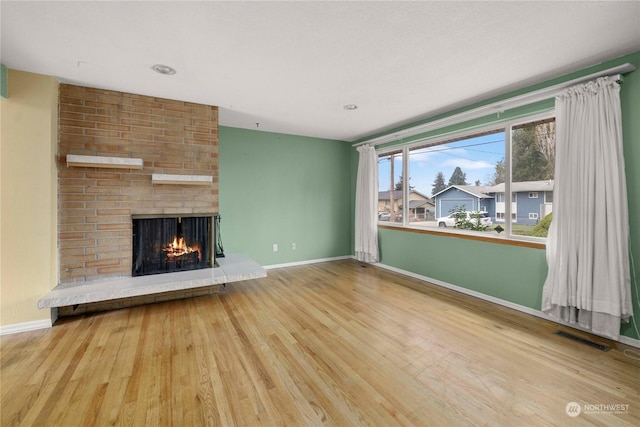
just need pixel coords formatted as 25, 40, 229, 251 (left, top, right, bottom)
379, 132, 506, 197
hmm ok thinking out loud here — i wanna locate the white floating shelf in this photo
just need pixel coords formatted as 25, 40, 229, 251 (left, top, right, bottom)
67, 154, 144, 169
152, 173, 213, 186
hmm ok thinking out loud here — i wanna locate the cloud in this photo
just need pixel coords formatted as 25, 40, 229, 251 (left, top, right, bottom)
409, 150, 436, 163
441, 158, 494, 170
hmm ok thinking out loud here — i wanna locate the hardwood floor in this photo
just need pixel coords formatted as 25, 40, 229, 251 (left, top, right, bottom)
2, 260, 639, 426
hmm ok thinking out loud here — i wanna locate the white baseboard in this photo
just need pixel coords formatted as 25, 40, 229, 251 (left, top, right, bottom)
374, 262, 640, 349
0, 319, 52, 336
264, 255, 352, 270
618, 334, 640, 348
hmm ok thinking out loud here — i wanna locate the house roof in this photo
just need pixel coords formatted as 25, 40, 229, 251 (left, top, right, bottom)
487, 180, 554, 193
432, 185, 494, 199
405, 200, 434, 209
2, 2, 638, 141
378, 189, 431, 201
378, 190, 402, 201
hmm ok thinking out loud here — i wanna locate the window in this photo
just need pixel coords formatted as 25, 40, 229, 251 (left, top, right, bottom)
378, 150, 403, 222
511, 118, 555, 237
545, 191, 553, 203
395, 129, 506, 229
376, 113, 555, 241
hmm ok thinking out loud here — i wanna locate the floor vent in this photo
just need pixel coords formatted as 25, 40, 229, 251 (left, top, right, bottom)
553, 330, 610, 351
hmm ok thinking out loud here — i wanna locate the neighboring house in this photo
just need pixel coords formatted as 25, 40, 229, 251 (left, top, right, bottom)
432, 185, 495, 219
485, 180, 554, 225
378, 190, 434, 221
402, 198, 436, 221
378, 190, 403, 216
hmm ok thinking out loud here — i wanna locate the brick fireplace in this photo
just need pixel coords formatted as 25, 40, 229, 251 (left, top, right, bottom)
58, 84, 219, 285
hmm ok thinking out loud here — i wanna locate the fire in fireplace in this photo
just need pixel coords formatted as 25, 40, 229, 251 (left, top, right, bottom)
132, 215, 215, 277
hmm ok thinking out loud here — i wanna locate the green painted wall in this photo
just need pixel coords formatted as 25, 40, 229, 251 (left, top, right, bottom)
371, 51, 640, 341
379, 229, 548, 308
219, 126, 352, 266
620, 52, 640, 340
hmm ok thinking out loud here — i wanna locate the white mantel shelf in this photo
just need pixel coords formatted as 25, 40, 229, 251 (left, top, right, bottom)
152, 173, 213, 185
67, 154, 144, 169
38, 254, 266, 309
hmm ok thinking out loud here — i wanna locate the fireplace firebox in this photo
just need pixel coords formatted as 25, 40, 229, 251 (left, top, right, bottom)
132, 215, 216, 277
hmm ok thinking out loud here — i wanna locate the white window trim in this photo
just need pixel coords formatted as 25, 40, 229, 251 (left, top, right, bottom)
529, 192, 539, 198
355, 63, 632, 149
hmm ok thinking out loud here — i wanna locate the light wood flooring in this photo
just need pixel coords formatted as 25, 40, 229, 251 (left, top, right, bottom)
1, 260, 639, 426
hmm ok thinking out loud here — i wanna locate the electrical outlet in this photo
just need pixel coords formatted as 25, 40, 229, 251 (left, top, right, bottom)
272, 244, 278, 252
291, 243, 296, 250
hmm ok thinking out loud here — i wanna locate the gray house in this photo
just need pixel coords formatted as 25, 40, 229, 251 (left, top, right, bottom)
432, 185, 495, 218
433, 181, 553, 225
485, 180, 554, 225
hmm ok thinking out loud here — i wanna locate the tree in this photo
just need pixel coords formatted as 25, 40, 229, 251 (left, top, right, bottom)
490, 158, 505, 185
475, 179, 481, 186
535, 121, 556, 180
432, 171, 447, 195
448, 167, 468, 186
450, 206, 489, 231
512, 126, 552, 182
531, 213, 553, 237
395, 175, 414, 191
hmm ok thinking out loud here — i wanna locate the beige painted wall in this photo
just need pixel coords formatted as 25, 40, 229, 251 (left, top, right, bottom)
1, 69, 58, 327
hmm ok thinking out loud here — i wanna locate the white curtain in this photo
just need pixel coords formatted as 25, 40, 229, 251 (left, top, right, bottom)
355, 144, 379, 263
542, 76, 633, 340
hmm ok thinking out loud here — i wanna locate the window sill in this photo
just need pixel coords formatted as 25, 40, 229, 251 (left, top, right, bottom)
378, 223, 545, 250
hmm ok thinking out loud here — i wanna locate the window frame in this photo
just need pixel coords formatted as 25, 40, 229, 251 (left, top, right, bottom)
376, 150, 404, 225
376, 111, 555, 245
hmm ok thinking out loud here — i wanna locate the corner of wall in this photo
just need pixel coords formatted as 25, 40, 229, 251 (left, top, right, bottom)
0, 64, 7, 99
0, 69, 59, 328
50, 76, 59, 299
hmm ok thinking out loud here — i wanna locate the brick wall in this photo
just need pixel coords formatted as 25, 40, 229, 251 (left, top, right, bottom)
58, 84, 218, 284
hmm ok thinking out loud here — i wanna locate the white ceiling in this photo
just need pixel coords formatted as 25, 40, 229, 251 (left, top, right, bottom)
2, 1, 639, 142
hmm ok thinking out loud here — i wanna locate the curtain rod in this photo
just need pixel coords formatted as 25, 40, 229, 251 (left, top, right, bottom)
353, 62, 636, 148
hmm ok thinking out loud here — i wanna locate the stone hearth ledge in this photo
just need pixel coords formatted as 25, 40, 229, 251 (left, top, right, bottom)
38, 253, 266, 309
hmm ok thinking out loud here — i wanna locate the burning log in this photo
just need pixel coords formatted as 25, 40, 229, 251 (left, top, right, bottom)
163, 236, 201, 261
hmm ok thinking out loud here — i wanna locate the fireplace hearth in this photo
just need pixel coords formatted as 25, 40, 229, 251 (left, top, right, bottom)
132, 215, 216, 277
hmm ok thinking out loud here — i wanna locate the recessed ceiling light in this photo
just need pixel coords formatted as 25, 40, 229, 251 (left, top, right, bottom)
343, 104, 358, 110
151, 64, 176, 75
